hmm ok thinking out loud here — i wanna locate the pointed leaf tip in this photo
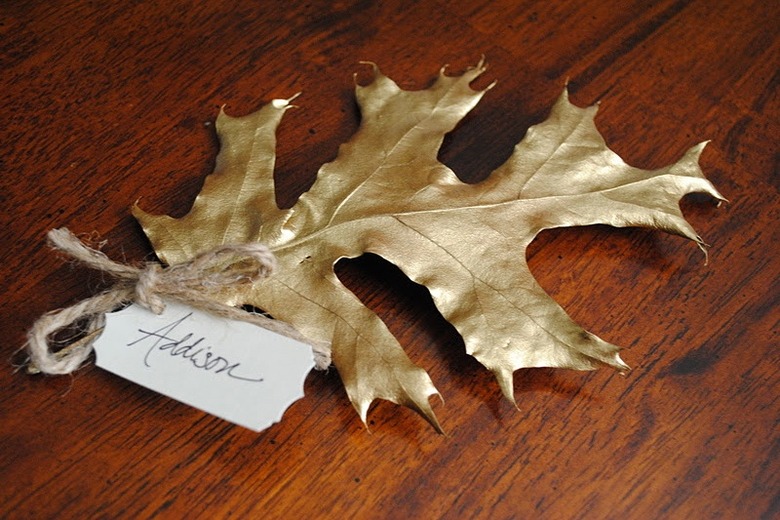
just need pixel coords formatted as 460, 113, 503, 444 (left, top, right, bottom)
271, 92, 301, 110
355, 394, 445, 434
414, 395, 445, 434
614, 354, 631, 375
494, 367, 517, 406
460, 57, 490, 87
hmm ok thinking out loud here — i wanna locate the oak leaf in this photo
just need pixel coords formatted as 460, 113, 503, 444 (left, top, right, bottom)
133, 60, 723, 431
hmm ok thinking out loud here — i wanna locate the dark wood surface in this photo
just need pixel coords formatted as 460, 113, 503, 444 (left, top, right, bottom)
1, 1, 777, 518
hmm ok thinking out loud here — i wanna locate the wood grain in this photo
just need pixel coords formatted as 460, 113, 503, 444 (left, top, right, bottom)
1, 0, 777, 518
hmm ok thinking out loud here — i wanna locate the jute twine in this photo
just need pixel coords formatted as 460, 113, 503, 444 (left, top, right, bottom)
25, 228, 331, 375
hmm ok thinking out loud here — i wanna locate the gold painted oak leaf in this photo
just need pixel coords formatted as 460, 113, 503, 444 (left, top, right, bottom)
133, 60, 724, 431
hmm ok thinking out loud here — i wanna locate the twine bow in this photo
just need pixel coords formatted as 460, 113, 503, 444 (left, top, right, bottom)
26, 228, 331, 374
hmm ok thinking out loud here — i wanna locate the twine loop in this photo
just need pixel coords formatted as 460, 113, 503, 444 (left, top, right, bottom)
25, 228, 331, 375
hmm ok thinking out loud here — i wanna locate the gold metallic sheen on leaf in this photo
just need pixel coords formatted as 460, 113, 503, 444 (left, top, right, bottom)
134, 59, 724, 431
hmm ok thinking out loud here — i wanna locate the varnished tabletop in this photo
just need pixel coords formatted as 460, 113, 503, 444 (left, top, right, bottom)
1, 1, 777, 518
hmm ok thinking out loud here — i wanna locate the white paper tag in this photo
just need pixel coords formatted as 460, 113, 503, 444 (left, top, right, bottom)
93, 300, 315, 432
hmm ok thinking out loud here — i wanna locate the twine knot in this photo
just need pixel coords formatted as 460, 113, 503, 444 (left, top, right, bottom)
25, 228, 331, 375
136, 263, 164, 313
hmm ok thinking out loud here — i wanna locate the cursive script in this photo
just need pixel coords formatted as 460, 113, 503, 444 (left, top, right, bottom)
127, 313, 264, 383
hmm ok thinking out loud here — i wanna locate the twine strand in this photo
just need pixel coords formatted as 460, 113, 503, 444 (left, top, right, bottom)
26, 228, 331, 374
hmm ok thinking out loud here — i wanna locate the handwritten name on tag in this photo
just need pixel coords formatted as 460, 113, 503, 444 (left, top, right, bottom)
93, 301, 315, 432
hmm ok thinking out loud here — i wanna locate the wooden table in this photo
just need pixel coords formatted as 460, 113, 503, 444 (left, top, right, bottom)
1, 1, 777, 517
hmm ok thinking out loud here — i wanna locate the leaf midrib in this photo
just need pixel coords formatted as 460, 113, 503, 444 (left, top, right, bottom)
271, 172, 689, 254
